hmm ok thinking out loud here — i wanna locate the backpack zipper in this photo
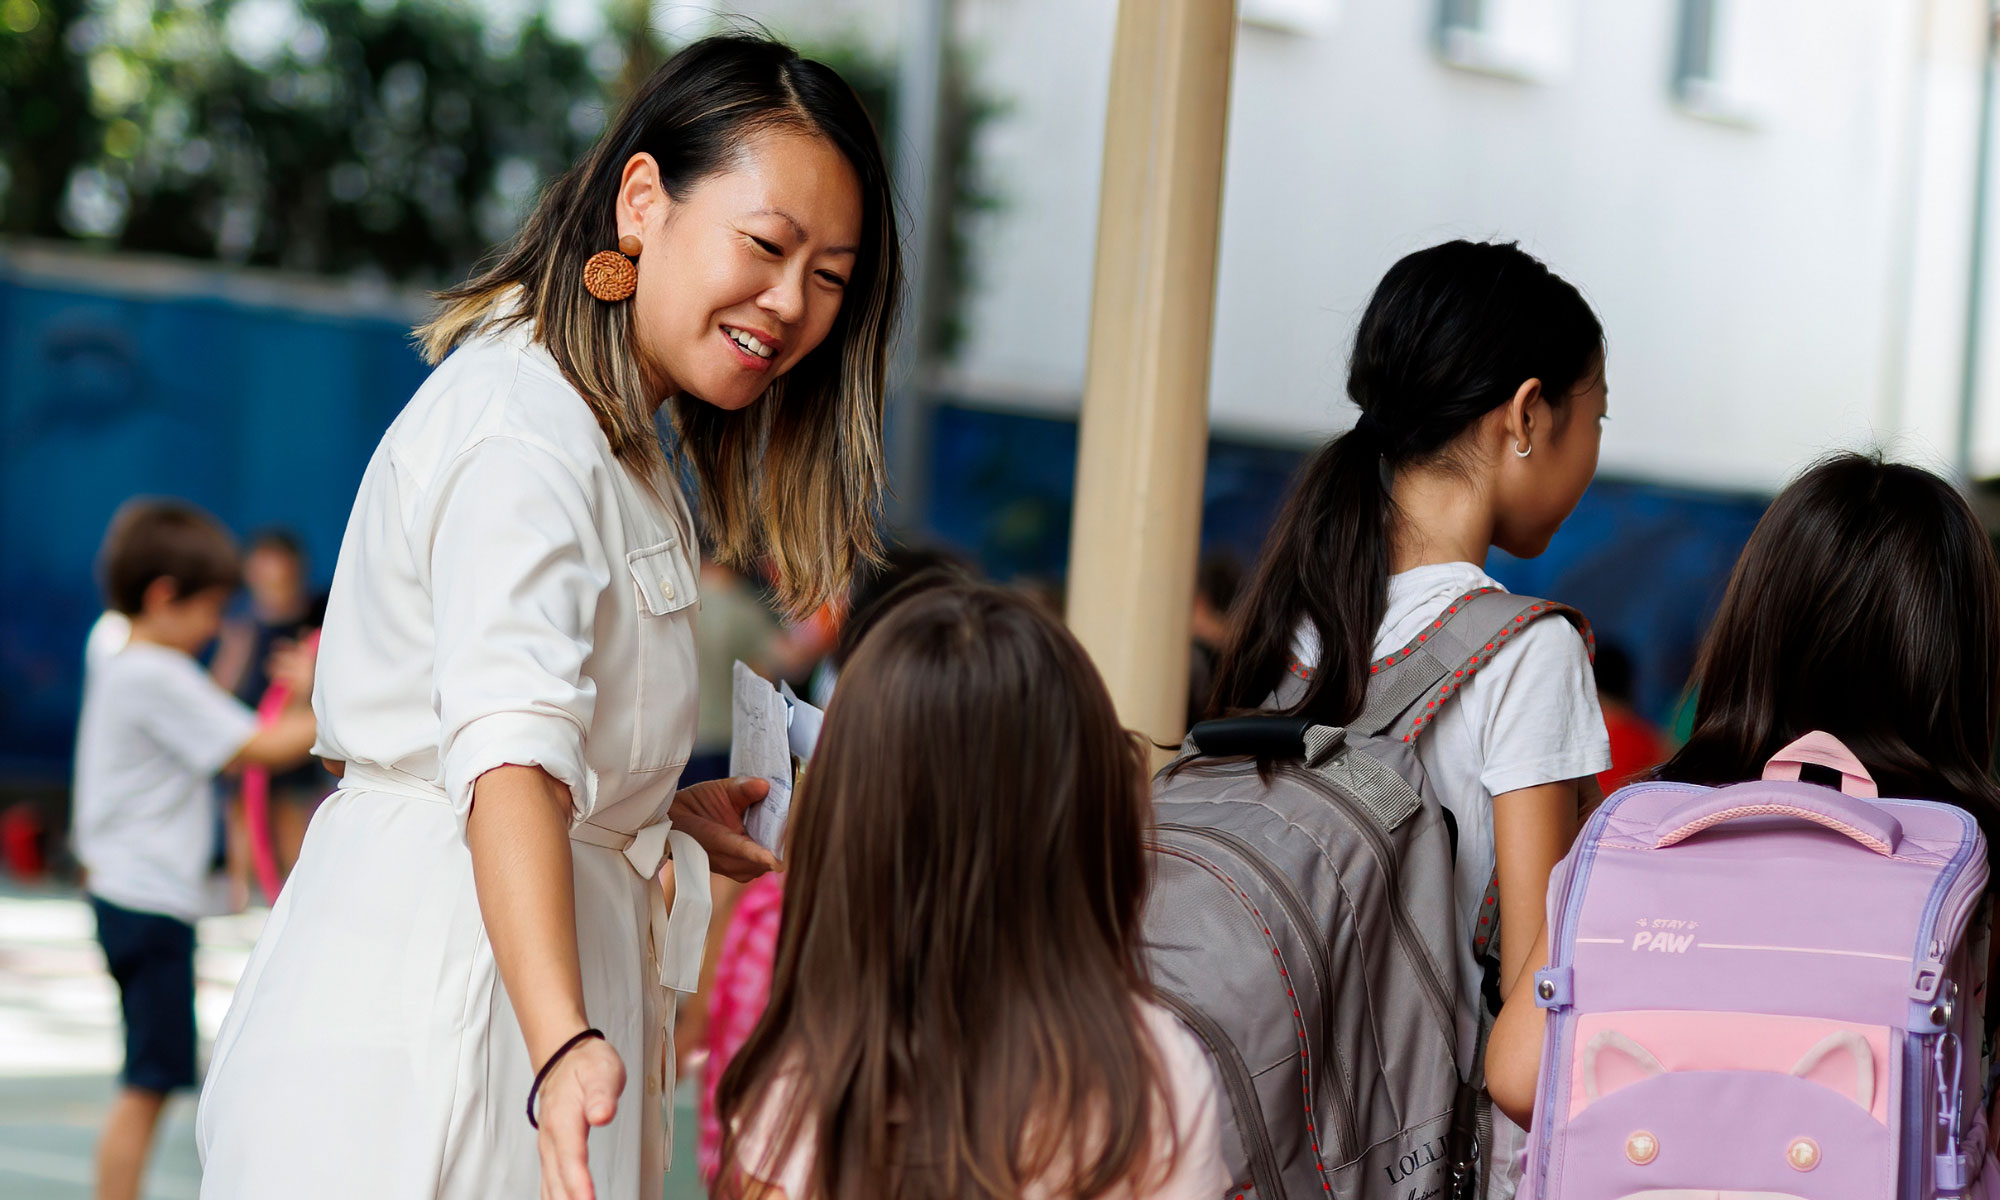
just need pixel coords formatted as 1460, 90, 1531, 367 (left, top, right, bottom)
1156, 985, 1289, 1197
1159, 822, 1360, 1160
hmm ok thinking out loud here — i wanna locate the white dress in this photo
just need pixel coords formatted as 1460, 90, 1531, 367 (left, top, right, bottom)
197, 316, 711, 1198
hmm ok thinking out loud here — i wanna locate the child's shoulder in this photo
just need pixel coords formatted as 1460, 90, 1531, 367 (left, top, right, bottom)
85, 643, 225, 724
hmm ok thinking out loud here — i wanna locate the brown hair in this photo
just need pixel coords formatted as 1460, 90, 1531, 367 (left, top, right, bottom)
716, 581, 1176, 1199
99, 499, 241, 615
1661, 453, 2000, 847
416, 34, 901, 615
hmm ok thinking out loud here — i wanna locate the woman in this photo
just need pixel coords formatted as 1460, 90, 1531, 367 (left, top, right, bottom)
197, 35, 900, 1200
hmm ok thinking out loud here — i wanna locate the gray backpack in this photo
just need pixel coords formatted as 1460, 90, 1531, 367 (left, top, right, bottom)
1144, 588, 1590, 1200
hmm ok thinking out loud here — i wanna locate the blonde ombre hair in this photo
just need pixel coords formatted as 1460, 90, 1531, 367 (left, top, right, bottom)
417, 34, 901, 615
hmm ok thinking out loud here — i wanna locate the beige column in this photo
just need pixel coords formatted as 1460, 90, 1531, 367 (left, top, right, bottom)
1065, 0, 1238, 747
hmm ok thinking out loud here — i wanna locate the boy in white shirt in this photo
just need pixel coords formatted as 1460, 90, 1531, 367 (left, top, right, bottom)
71, 500, 316, 1200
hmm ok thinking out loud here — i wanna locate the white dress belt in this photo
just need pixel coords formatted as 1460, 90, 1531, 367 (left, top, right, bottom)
335, 762, 711, 994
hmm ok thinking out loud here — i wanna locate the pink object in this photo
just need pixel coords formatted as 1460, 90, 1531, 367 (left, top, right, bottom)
1653, 790, 1902, 855
1762, 730, 1882, 797
1522, 731, 1994, 1199
698, 873, 785, 1184
241, 630, 319, 902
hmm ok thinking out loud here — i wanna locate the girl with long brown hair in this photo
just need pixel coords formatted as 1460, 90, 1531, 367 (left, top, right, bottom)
198, 34, 899, 1200
1486, 453, 2000, 1125
716, 581, 1229, 1199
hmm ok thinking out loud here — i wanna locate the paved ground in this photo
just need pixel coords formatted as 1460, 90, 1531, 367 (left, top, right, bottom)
0, 882, 703, 1199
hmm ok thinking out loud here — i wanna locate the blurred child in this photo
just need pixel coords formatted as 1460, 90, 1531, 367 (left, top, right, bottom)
715, 581, 1228, 1199
71, 500, 317, 1200
1592, 641, 1666, 793
212, 527, 329, 892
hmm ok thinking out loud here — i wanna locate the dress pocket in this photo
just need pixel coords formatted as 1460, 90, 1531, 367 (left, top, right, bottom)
626, 537, 699, 774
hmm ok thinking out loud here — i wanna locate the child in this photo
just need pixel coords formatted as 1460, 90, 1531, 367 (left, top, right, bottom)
715, 581, 1228, 1199
1486, 452, 2000, 1128
71, 500, 316, 1200
1206, 240, 1610, 1195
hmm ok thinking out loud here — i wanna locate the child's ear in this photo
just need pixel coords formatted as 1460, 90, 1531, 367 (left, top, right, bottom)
140, 576, 181, 614
1507, 377, 1546, 453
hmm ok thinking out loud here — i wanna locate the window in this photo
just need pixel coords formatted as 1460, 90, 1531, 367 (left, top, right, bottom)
1671, 0, 1755, 124
1241, 0, 1340, 37
1434, 0, 1570, 82
1439, 0, 1486, 37
1675, 0, 1720, 97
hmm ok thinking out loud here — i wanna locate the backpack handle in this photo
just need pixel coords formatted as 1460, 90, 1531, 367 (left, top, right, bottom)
1653, 788, 1902, 855
1760, 731, 1879, 798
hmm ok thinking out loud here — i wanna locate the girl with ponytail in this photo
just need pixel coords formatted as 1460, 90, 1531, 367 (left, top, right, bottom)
1207, 240, 1609, 1197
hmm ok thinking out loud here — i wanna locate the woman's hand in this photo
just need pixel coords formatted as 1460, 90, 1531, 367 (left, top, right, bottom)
535, 1036, 626, 1200
672, 777, 782, 881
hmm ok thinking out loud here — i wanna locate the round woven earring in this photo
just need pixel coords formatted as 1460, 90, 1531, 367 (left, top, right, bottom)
583, 234, 642, 302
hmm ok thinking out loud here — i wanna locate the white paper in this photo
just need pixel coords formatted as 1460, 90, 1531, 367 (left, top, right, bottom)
730, 662, 793, 854
779, 680, 824, 763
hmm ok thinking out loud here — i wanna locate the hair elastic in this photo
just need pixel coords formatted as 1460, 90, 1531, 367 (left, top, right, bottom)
527, 1027, 608, 1129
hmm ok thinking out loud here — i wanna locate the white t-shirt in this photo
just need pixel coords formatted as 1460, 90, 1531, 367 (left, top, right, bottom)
72, 641, 260, 922
1294, 561, 1608, 1197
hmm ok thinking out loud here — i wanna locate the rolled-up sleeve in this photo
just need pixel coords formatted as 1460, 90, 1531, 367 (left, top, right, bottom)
425, 435, 610, 833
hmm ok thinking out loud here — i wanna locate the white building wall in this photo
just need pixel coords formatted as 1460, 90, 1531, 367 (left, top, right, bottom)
698, 0, 2000, 491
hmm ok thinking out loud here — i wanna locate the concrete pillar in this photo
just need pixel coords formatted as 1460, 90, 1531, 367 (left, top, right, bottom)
1064, 0, 1238, 747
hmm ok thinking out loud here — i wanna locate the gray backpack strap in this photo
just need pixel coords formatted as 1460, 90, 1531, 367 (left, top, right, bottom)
1305, 729, 1427, 832
1353, 588, 1593, 740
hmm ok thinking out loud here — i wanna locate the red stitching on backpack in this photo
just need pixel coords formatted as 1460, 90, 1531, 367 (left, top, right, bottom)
1154, 845, 1337, 1185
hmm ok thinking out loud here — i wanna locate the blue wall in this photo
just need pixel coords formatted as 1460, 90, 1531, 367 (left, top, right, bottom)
0, 269, 1771, 781
925, 403, 1770, 726
0, 271, 429, 780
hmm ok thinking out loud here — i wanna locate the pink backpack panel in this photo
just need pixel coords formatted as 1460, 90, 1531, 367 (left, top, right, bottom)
1521, 733, 1993, 1198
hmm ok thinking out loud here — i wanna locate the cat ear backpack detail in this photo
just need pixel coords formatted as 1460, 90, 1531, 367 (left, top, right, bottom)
1520, 733, 1996, 1199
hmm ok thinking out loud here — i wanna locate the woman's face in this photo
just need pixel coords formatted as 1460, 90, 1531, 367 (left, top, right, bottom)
617, 127, 863, 412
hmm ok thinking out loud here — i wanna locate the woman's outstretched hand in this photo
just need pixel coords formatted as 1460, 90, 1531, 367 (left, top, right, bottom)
536, 1036, 625, 1200
671, 777, 783, 881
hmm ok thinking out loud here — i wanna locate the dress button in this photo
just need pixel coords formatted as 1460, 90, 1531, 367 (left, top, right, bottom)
1788, 1137, 1820, 1171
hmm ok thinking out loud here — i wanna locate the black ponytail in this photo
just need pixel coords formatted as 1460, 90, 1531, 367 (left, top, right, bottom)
1206, 240, 1603, 727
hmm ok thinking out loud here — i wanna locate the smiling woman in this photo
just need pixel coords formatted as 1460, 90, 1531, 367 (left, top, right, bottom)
194, 35, 901, 1200
417, 34, 900, 615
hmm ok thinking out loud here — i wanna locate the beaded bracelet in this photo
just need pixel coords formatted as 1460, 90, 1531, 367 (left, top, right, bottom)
527, 1027, 607, 1130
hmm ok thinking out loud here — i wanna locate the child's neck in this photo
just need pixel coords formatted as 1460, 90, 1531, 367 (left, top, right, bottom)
125, 617, 202, 657
1388, 467, 1495, 574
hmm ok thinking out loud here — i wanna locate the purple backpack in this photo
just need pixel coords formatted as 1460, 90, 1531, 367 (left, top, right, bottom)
1521, 732, 1995, 1199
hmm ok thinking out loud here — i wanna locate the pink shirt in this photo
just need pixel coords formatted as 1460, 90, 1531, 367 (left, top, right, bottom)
731, 999, 1232, 1198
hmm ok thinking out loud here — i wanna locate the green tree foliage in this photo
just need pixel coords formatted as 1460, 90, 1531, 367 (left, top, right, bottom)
0, 0, 1002, 355
2, 0, 605, 281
